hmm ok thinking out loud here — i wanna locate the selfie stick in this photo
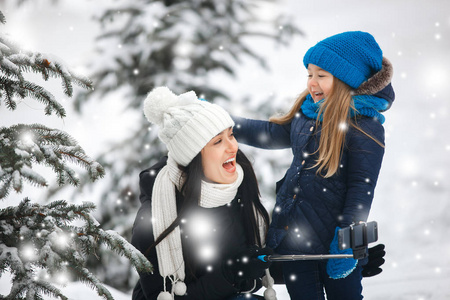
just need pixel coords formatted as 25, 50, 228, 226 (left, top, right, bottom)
258, 221, 378, 262
258, 253, 353, 262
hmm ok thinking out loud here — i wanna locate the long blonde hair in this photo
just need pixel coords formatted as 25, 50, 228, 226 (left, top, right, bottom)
270, 78, 384, 178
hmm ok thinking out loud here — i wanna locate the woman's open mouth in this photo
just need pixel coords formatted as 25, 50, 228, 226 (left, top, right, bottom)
222, 157, 236, 173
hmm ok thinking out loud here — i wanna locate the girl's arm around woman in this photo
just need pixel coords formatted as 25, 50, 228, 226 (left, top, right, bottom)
232, 116, 291, 149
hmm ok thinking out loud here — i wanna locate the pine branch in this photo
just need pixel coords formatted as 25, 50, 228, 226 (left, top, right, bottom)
31, 280, 68, 300
0, 77, 20, 110
5, 280, 68, 300
0, 54, 25, 81
0, 124, 105, 200
97, 229, 153, 274
23, 79, 66, 118
0, 36, 93, 117
69, 264, 114, 300
0, 198, 153, 300
0, 11, 5, 24
0, 178, 12, 199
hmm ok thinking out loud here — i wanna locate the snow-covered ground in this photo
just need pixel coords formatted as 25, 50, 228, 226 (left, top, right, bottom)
1, 0, 450, 299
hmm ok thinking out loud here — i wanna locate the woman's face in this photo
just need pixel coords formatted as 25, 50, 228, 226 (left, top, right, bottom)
201, 127, 239, 184
307, 64, 334, 103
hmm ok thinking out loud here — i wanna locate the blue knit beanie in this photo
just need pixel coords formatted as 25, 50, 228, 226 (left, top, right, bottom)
303, 31, 383, 89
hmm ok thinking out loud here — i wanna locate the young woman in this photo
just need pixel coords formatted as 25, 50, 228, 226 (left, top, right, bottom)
131, 87, 275, 300
232, 31, 395, 299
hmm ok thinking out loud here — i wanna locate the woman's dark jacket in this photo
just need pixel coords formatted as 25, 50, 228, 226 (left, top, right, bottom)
131, 157, 257, 300
233, 114, 385, 256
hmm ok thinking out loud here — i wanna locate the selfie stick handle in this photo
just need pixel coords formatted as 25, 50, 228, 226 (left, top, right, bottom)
258, 254, 354, 262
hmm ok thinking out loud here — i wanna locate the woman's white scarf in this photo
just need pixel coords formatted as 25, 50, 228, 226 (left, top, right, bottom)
152, 156, 268, 298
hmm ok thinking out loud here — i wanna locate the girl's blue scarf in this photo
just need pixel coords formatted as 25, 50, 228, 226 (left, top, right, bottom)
301, 94, 389, 124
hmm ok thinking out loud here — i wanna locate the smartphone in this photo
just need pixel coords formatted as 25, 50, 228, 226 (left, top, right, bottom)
338, 221, 378, 250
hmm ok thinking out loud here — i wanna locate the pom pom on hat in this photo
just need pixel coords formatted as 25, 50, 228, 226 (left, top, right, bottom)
144, 86, 178, 125
143, 86, 234, 166
303, 31, 383, 88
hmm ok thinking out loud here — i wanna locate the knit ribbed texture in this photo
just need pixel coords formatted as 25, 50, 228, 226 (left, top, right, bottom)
303, 31, 383, 88
326, 227, 358, 279
301, 94, 388, 124
152, 158, 186, 284
143, 86, 234, 166
166, 104, 235, 166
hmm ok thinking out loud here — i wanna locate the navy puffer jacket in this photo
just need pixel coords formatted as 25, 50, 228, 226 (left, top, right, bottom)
233, 112, 385, 255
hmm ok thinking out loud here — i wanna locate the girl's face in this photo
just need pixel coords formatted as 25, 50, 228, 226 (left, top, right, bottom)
201, 127, 239, 184
307, 64, 334, 102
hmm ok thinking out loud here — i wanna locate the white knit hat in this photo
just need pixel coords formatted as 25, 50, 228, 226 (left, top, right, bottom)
144, 86, 235, 166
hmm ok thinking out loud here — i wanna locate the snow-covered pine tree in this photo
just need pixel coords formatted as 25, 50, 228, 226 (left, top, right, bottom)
0, 10, 152, 299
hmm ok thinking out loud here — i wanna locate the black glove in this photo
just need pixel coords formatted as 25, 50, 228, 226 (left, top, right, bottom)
362, 244, 385, 277
222, 246, 273, 287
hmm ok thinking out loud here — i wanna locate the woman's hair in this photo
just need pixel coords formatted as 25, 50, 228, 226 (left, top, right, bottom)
146, 149, 269, 273
270, 78, 384, 178
235, 149, 270, 247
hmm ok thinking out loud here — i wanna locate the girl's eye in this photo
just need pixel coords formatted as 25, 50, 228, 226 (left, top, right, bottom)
214, 139, 222, 145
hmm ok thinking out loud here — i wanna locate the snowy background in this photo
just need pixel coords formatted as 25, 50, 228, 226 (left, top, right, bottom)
1, 0, 450, 299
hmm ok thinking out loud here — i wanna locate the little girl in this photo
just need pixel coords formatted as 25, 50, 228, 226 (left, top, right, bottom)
233, 31, 394, 299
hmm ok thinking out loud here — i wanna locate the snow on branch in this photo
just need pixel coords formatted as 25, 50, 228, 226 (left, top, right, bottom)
0, 124, 105, 199
97, 229, 154, 274
0, 198, 153, 300
0, 32, 93, 118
